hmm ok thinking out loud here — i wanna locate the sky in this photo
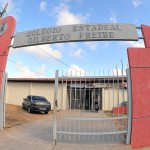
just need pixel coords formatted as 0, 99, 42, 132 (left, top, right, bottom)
0, 0, 148, 78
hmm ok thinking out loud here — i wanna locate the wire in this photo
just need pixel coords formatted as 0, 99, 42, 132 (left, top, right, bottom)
24, 49, 52, 76
37, 45, 71, 68
10, 29, 85, 76
4, 9, 85, 75
0, 3, 8, 19
8, 29, 52, 77
36, 45, 85, 75
8, 58, 51, 77
25, 51, 42, 67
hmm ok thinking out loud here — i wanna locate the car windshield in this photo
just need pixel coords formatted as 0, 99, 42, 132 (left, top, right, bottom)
31, 96, 47, 101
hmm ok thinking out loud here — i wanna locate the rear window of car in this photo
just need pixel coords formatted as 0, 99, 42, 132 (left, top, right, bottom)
31, 96, 47, 101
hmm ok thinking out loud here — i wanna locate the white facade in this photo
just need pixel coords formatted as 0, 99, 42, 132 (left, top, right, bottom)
5, 78, 127, 111
6, 79, 62, 109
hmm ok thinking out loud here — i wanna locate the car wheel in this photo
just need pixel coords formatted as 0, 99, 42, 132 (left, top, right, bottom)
45, 111, 48, 114
28, 107, 32, 113
22, 104, 25, 109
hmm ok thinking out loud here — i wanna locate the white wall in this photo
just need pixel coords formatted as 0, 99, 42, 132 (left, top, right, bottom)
102, 87, 127, 111
6, 81, 67, 110
6, 82, 31, 106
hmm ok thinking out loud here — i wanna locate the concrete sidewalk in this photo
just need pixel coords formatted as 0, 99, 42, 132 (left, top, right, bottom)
0, 115, 54, 150
0, 114, 149, 150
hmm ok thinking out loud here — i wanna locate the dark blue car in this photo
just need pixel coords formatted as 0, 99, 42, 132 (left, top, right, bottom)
22, 95, 51, 114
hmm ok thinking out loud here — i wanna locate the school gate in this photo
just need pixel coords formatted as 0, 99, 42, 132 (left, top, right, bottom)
0, 15, 150, 148
53, 70, 131, 145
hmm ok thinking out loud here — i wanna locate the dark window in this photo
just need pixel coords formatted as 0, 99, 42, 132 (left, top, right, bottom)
31, 96, 47, 101
28, 96, 31, 100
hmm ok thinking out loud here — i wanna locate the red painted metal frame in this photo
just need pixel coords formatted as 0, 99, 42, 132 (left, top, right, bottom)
0, 16, 16, 89
128, 25, 150, 149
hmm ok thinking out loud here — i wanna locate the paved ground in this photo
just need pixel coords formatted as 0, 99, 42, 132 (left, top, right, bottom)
0, 115, 53, 150
56, 110, 126, 145
0, 115, 132, 150
0, 107, 150, 150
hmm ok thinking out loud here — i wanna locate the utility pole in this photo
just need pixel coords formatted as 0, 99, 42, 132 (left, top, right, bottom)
0, 3, 8, 20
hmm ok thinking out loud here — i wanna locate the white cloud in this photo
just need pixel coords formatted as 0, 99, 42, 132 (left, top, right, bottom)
61, 0, 83, 3
52, 3, 89, 25
54, 43, 64, 49
62, 43, 86, 59
85, 42, 98, 51
0, 0, 22, 20
109, 12, 117, 23
110, 16, 117, 23
113, 68, 126, 76
67, 64, 85, 76
121, 41, 145, 48
39, 1, 47, 12
72, 48, 86, 58
13, 45, 61, 60
14, 62, 47, 78
132, 0, 143, 7
102, 42, 109, 49
68, 42, 77, 49
37, 45, 62, 59
108, 8, 117, 23
73, 48, 82, 57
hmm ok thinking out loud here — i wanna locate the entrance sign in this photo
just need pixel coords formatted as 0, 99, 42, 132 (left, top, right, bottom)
12, 23, 138, 48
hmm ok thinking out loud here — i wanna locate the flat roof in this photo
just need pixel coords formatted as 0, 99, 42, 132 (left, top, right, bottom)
8, 76, 127, 83
8, 78, 55, 83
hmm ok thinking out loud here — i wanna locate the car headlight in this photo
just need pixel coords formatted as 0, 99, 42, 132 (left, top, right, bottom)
47, 102, 50, 106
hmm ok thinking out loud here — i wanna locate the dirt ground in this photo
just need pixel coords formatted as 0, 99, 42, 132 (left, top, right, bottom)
5, 104, 52, 129
105, 111, 127, 131
5, 104, 126, 132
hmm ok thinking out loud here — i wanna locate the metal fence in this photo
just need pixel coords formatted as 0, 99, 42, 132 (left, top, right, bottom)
53, 69, 131, 145
0, 71, 7, 131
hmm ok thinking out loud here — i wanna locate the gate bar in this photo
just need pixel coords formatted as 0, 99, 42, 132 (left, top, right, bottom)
61, 76, 127, 79
3, 72, 7, 128
0, 71, 7, 131
59, 116, 128, 121
53, 70, 59, 144
126, 69, 132, 144
57, 131, 127, 135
